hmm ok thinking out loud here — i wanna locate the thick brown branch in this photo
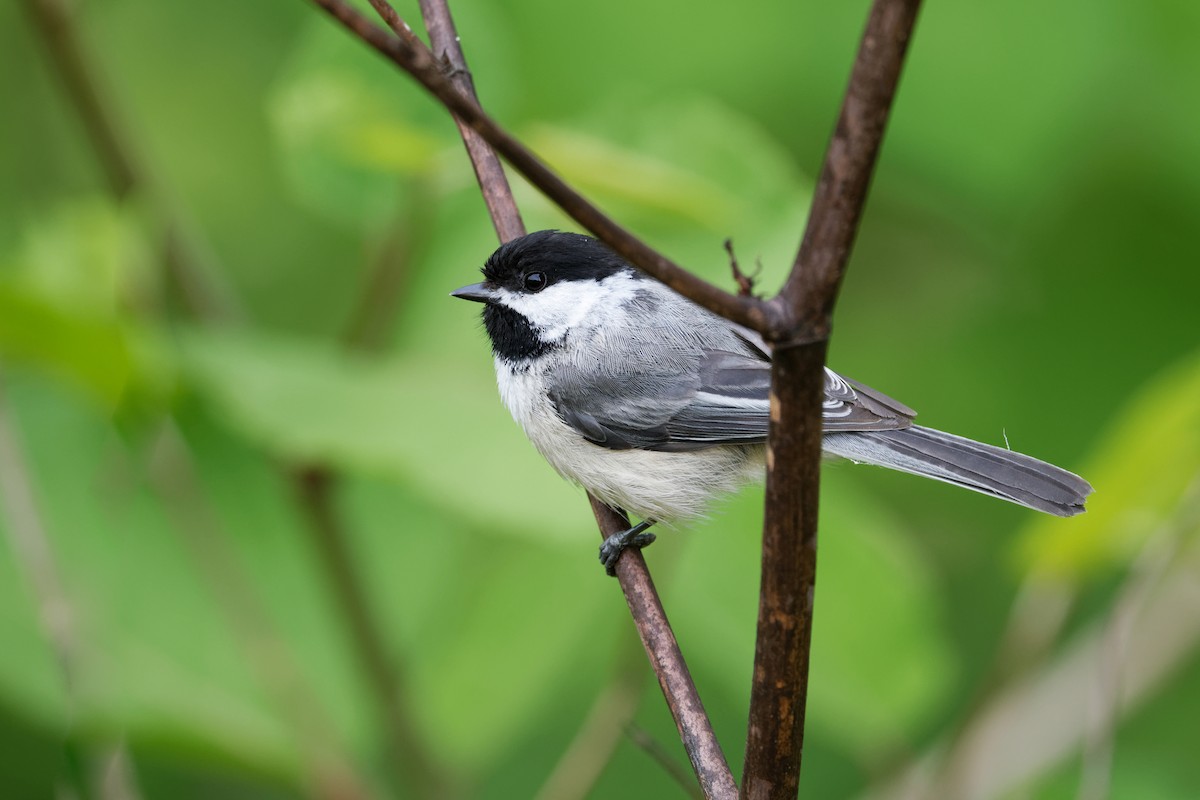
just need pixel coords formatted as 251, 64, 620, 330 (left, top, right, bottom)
309, 0, 766, 333
744, 1, 923, 797
742, 342, 828, 800
773, 0, 923, 341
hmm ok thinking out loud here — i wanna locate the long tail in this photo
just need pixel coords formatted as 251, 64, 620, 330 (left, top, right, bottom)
822, 425, 1092, 517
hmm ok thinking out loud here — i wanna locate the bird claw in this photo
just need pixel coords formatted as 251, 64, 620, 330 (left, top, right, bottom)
599, 521, 657, 576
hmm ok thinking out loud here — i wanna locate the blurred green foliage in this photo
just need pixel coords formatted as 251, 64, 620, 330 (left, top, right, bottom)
1, 0, 1198, 798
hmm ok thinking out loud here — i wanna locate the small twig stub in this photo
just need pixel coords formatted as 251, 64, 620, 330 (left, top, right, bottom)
724, 238, 760, 298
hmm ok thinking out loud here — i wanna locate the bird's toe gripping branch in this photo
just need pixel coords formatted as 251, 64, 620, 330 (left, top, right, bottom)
598, 519, 657, 576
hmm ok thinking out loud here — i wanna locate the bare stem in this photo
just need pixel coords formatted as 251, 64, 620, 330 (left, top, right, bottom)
0, 377, 145, 800
534, 641, 646, 800
292, 466, 450, 798
743, 1, 923, 797
415, 0, 526, 242
148, 425, 369, 800
774, 0, 924, 340
741, 342, 828, 800
590, 500, 738, 800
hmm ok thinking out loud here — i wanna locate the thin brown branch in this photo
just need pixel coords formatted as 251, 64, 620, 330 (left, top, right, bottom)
0, 376, 144, 800
290, 194, 452, 795
626, 724, 707, 800
292, 466, 452, 798
309, 0, 766, 334
21, 0, 238, 322
379, 0, 738, 794
415, 0, 526, 242
590, 501, 738, 800
743, 1, 923, 797
370, 0, 521, 239
371, 0, 528, 245
148, 425, 369, 800
365, 0, 413, 40
534, 641, 646, 800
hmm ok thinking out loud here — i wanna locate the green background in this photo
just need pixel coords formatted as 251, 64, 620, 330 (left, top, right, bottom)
2, 0, 1198, 797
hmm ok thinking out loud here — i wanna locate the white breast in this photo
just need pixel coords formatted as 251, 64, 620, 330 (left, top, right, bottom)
496, 360, 763, 522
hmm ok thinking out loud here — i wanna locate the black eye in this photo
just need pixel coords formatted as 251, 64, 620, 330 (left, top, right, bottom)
523, 272, 548, 292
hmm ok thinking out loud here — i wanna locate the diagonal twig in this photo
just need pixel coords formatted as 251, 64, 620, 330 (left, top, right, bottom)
590, 500, 738, 799
309, 0, 768, 335
357, 1, 738, 796
21, 0, 240, 322
533, 638, 646, 800
412, 0, 526, 242
0, 377, 144, 800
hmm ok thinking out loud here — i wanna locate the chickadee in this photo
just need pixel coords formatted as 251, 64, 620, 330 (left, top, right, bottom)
453, 230, 1092, 573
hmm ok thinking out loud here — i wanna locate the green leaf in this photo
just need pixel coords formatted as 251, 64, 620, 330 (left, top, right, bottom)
0, 282, 135, 409
181, 327, 597, 540
1015, 350, 1200, 581
0, 200, 176, 414
267, 18, 458, 230
407, 543, 617, 769
517, 96, 812, 293
0, 378, 301, 781
6, 197, 158, 317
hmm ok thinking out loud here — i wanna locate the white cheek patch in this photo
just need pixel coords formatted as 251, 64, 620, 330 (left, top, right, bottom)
501, 272, 641, 344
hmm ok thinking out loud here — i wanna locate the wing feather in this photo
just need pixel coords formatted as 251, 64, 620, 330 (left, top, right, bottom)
550, 344, 915, 452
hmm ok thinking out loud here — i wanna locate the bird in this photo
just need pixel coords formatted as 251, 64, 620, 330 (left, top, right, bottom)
452, 230, 1092, 573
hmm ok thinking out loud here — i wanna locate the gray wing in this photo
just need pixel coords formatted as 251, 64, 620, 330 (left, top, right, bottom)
549, 344, 916, 453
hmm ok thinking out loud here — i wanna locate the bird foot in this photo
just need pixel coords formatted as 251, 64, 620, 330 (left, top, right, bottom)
599, 520, 656, 577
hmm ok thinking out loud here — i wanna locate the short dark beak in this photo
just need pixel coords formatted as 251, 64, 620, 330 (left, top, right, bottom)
450, 282, 500, 304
